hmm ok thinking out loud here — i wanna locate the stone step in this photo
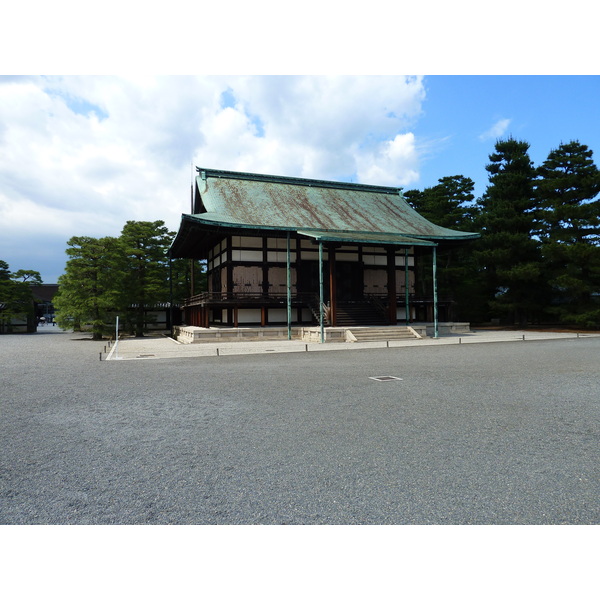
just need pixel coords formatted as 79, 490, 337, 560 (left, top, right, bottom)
351, 332, 415, 339
348, 327, 420, 341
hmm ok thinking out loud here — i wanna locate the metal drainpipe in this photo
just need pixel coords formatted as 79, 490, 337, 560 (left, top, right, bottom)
433, 245, 439, 339
319, 240, 324, 344
287, 232, 291, 340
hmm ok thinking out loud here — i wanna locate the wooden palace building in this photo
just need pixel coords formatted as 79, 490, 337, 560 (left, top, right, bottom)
169, 168, 478, 338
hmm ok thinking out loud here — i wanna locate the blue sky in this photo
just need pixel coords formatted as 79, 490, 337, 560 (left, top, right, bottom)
1, 75, 598, 284
414, 76, 600, 199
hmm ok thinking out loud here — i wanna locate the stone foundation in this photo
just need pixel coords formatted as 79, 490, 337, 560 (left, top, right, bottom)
174, 322, 471, 344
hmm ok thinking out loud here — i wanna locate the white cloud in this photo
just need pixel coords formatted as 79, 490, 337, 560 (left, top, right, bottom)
193, 76, 425, 184
479, 118, 512, 141
0, 75, 427, 281
355, 134, 420, 187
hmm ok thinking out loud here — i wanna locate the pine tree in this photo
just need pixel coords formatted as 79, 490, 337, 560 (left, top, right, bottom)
405, 175, 483, 320
119, 220, 173, 337
0, 260, 12, 281
170, 257, 207, 304
405, 175, 476, 230
536, 141, 600, 327
474, 138, 544, 324
0, 260, 37, 333
53, 236, 124, 340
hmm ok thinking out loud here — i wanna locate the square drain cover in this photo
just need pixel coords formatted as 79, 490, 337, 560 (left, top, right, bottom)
369, 376, 403, 382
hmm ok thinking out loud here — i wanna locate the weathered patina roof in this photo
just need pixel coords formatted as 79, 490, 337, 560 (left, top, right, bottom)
296, 230, 437, 247
170, 168, 479, 258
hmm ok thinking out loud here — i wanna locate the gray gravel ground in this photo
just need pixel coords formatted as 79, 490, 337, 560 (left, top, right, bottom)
1, 327, 599, 524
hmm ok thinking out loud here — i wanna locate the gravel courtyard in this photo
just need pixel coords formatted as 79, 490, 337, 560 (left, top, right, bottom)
1, 327, 598, 524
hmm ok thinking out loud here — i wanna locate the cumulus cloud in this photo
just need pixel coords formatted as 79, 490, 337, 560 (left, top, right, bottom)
355, 133, 420, 187
479, 118, 511, 141
0, 75, 427, 281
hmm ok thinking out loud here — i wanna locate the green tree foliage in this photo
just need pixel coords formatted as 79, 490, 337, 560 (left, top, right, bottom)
405, 176, 484, 320
0, 260, 39, 332
0, 260, 10, 281
53, 236, 123, 340
405, 175, 477, 230
119, 220, 173, 337
11, 269, 43, 284
536, 141, 600, 327
473, 138, 544, 324
170, 257, 206, 304
53, 221, 205, 339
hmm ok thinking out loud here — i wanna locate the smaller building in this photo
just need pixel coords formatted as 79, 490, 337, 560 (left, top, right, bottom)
31, 283, 59, 324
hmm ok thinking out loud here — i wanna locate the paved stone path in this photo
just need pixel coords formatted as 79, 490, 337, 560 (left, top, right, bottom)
105, 329, 599, 360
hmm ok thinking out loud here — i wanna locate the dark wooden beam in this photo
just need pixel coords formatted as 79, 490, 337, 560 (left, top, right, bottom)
387, 247, 397, 325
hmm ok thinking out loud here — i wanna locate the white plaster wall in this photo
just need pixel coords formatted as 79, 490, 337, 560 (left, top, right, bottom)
395, 255, 415, 267
335, 253, 359, 262
396, 307, 416, 320
267, 251, 296, 262
268, 308, 289, 322
268, 237, 296, 249
232, 236, 262, 248
238, 308, 262, 323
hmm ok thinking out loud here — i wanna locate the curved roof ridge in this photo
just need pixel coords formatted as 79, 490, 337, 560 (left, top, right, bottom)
196, 167, 402, 195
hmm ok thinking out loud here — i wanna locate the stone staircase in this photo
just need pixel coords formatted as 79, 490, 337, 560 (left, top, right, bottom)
334, 301, 388, 326
346, 326, 422, 342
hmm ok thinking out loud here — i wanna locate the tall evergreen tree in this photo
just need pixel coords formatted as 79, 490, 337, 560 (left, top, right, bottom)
405, 175, 476, 230
119, 220, 173, 337
170, 257, 206, 304
0, 260, 38, 333
405, 175, 483, 320
0, 260, 12, 281
536, 141, 600, 326
474, 138, 543, 324
53, 236, 123, 339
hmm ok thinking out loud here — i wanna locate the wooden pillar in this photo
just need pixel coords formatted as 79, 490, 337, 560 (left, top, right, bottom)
286, 232, 292, 339
261, 306, 267, 327
328, 246, 336, 326
226, 236, 233, 326
432, 245, 439, 338
387, 247, 397, 325
262, 237, 269, 297
405, 248, 410, 325
226, 237, 233, 299
296, 241, 303, 324
319, 241, 324, 343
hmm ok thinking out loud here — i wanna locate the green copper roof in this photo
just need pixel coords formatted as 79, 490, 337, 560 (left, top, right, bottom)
296, 230, 436, 247
170, 168, 479, 258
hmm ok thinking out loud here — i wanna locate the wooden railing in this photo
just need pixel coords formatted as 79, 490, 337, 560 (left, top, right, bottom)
183, 291, 317, 306
183, 291, 451, 307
